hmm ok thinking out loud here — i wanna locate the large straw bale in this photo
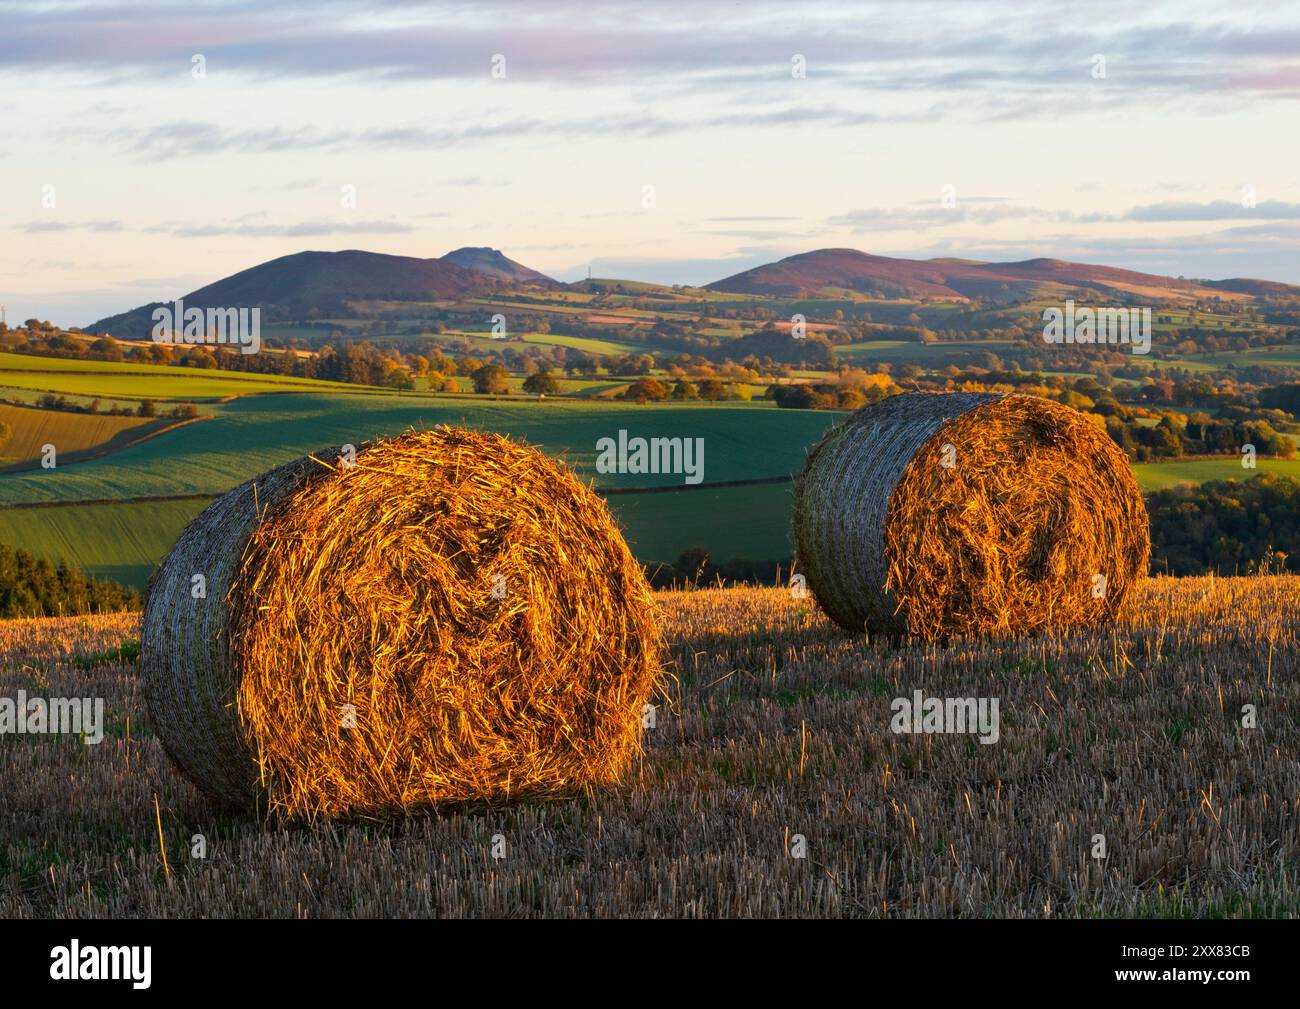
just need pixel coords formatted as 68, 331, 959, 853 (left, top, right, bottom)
142, 427, 661, 818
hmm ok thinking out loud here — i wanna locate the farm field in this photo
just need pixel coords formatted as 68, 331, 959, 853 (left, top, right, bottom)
0, 403, 175, 471
609, 480, 795, 565
0, 498, 210, 587
4, 380, 1296, 590
2, 575, 1295, 917
0, 394, 842, 505
437, 329, 649, 357
836, 339, 1021, 363
0, 352, 376, 400
1133, 457, 1300, 491
0, 483, 798, 589
1188, 341, 1300, 369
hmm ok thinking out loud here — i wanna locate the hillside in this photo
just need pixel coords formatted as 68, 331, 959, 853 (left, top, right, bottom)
86, 250, 487, 338
442, 246, 555, 285
707, 248, 1300, 302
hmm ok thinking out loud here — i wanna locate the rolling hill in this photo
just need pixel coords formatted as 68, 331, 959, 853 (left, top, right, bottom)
86, 247, 562, 338
706, 248, 1300, 302
86, 249, 489, 338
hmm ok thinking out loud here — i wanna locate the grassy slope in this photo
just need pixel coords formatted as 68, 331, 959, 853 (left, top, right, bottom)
612, 482, 795, 564
0, 483, 799, 588
0, 394, 842, 505
2, 575, 1295, 917
0, 498, 210, 587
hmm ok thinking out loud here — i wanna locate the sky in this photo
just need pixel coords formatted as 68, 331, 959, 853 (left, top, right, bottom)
3, 0, 1300, 327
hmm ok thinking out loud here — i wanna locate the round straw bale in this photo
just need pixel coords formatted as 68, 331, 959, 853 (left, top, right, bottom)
141, 427, 661, 818
793, 392, 1149, 638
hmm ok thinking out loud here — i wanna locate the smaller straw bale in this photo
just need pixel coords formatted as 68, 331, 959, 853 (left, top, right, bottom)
792, 393, 1150, 638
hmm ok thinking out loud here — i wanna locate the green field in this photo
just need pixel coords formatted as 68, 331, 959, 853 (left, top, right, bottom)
1133, 456, 1300, 491
0, 352, 375, 400
0, 393, 840, 506
610, 481, 795, 565
1186, 341, 1300, 369
0, 498, 210, 587
441, 330, 649, 357
0, 345, 841, 585
835, 338, 1021, 363
5, 379, 1296, 589
0, 481, 800, 588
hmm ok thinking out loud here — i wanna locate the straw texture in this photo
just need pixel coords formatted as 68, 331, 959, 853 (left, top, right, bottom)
142, 428, 662, 818
793, 393, 1149, 638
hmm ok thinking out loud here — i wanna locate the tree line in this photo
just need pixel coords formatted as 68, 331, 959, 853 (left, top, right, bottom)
0, 544, 141, 619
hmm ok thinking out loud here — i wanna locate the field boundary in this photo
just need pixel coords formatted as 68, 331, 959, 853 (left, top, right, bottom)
0, 474, 797, 510
0, 493, 217, 511
602, 475, 793, 495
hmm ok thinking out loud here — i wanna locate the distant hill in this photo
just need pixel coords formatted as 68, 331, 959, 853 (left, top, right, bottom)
707, 248, 1300, 302
87, 249, 487, 338
441, 247, 555, 285
1202, 278, 1300, 297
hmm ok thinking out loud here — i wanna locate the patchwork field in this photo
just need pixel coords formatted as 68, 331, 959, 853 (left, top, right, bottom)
0, 352, 375, 401
2, 575, 1294, 917
2, 377, 1296, 589
0, 403, 181, 472
0, 393, 841, 505
0, 484, 802, 590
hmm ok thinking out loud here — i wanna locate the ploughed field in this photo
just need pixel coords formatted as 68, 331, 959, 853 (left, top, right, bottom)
1, 576, 1296, 917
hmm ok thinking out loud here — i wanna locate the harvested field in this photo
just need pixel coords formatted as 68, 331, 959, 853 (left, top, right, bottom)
0, 402, 176, 472
1, 575, 1297, 917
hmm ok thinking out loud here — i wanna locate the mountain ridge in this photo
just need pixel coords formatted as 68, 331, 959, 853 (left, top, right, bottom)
84, 245, 1300, 337
705, 248, 1300, 301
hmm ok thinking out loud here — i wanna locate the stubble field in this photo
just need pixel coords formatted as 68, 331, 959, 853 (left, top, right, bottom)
1, 575, 1296, 918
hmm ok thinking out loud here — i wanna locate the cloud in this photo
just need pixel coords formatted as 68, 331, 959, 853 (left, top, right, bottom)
1120, 200, 1300, 222
7, 1, 1298, 106
19, 219, 125, 233
95, 103, 935, 160
828, 203, 1045, 232
149, 219, 417, 238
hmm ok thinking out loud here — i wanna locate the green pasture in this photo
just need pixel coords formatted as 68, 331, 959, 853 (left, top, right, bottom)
0, 498, 210, 587
0, 352, 374, 400
1133, 456, 1300, 491
0, 393, 842, 505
